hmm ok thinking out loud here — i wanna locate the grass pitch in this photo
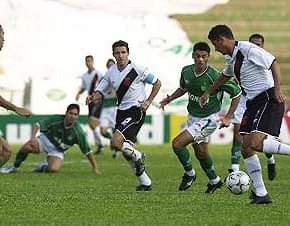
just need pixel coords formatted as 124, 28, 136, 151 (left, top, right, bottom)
1, 144, 290, 226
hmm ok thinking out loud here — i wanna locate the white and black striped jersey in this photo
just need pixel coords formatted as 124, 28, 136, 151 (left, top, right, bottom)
80, 69, 103, 94
222, 41, 275, 100
96, 62, 157, 110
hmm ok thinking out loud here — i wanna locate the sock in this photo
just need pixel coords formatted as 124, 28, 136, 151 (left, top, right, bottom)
231, 140, 241, 165
122, 142, 141, 161
244, 154, 267, 196
138, 171, 151, 186
231, 164, 240, 172
102, 130, 112, 140
173, 147, 192, 172
0, 159, 4, 168
198, 155, 217, 180
93, 129, 103, 147
210, 176, 221, 185
263, 137, 290, 155
266, 154, 275, 164
14, 151, 28, 168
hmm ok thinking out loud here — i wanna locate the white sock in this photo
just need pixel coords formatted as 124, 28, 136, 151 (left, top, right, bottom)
231, 164, 240, 172
138, 171, 151, 186
122, 142, 141, 161
244, 154, 267, 196
93, 129, 103, 147
186, 169, 195, 177
210, 176, 220, 185
267, 155, 275, 164
263, 137, 290, 155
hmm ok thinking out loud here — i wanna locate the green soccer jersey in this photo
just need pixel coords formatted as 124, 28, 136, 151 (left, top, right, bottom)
38, 115, 91, 155
180, 64, 241, 117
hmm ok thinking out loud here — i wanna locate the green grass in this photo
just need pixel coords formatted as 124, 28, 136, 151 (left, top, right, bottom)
1, 144, 290, 226
173, 0, 290, 96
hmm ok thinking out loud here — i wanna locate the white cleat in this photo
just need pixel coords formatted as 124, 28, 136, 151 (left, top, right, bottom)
0, 165, 17, 174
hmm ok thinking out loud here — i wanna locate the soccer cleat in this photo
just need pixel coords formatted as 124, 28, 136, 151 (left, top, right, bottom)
178, 173, 196, 191
135, 153, 146, 176
249, 190, 257, 200
250, 193, 272, 204
94, 145, 104, 155
33, 161, 48, 173
267, 163, 276, 181
205, 180, 223, 194
0, 165, 17, 174
136, 184, 152, 192
228, 168, 234, 173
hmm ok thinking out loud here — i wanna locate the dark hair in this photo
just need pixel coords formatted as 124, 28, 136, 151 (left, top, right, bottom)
208, 24, 234, 41
249, 33, 264, 43
0, 24, 3, 31
112, 40, 129, 53
193, 42, 210, 54
85, 55, 94, 61
106, 58, 115, 68
66, 104, 80, 114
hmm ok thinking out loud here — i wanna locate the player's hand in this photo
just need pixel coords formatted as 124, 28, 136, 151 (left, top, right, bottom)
199, 92, 209, 108
140, 100, 151, 112
274, 89, 285, 103
218, 116, 231, 129
15, 107, 32, 117
159, 95, 171, 111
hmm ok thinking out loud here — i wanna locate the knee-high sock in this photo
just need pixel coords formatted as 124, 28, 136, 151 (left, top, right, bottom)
93, 129, 103, 147
122, 142, 141, 161
244, 154, 267, 196
198, 155, 217, 180
173, 147, 192, 172
14, 151, 28, 168
263, 137, 290, 155
231, 140, 241, 165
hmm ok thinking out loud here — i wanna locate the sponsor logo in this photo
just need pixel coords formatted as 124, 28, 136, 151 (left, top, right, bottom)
46, 89, 66, 101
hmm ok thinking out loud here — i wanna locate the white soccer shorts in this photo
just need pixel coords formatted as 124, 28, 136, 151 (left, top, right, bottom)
37, 134, 64, 160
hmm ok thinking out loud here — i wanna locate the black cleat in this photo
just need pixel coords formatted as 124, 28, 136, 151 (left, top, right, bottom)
249, 190, 257, 200
267, 163, 276, 181
94, 145, 104, 155
228, 168, 234, 173
136, 184, 152, 192
178, 173, 196, 191
135, 153, 146, 176
205, 180, 223, 194
250, 193, 272, 204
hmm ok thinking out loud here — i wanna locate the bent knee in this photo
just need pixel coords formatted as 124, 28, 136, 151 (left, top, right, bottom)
172, 137, 184, 150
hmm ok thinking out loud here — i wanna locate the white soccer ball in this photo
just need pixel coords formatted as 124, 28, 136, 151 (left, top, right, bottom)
225, 170, 251, 195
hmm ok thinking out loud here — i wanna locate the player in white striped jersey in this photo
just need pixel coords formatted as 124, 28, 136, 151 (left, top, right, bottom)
200, 24, 290, 204
228, 33, 277, 181
87, 40, 161, 191
0, 24, 32, 168
75, 55, 104, 153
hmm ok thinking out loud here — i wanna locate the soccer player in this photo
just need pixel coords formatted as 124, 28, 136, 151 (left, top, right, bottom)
75, 55, 104, 154
159, 42, 241, 193
99, 58, 118, 158
0, 104, 99, 174
0, 24, 32, 167
87, 40, 161, 191
228, 33, 277, 181
200, 24, 290, 204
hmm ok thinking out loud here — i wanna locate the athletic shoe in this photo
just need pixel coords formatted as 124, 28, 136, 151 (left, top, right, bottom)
136, 184, 152, 192
249, 190, 257, 200
267, 163, 276, 181
250, 193, 272, 204
205, 180, 223, 194
94, 145, 104, 155
32, 161, 48, 172
178, 173, 196, 191
135, 153, 146, 176
228, 168, 234, 173
0, 165, 17, 174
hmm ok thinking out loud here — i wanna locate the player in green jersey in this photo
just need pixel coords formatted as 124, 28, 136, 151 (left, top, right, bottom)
160, 42, 241, 193
0, 104, 99, 174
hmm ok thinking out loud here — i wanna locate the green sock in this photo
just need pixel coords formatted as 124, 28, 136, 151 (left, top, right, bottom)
14, 151, 28, 168
265, 153, 273, 159
231, 140, 241, 165
173, 147, 192, 171
103, 131, 112, 139
198, 155, 217, 180
0, 159, 4, 168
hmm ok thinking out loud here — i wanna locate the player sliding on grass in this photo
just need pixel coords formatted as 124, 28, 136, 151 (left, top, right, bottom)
159, 42, 241, 193
200, 24, 289, 204
87, 40, 161, 191
0, 104, 99, 174
0, 24, 32, 168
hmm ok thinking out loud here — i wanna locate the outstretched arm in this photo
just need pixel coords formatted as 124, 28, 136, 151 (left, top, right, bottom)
159, 88, 186, 110
86, 153, 100, 175
0, 95, 32, 117
271, 61, 285, 103
219, 95, 241, 128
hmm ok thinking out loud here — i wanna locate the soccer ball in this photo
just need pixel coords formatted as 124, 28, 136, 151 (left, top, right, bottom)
225, 170, 251, 195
